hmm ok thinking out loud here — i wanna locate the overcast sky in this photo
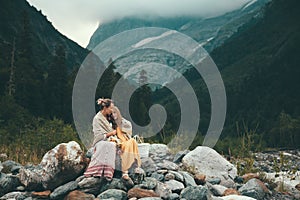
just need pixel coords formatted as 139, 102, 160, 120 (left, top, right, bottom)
26, 0, 251, 48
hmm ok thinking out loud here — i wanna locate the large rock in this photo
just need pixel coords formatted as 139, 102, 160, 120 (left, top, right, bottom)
77, 177, 104, 195
49, 181, 78, 199
19, 141, 87, 190
165, 180, 185, 193
1, 160, 22, 174
180, 185, 211, 200
182, 146, 237, 181
149, 144, 173, 163
0, 174, 21, 197
238, 178, 269, 200
155, 182, 172, 199
0, 191, 27, 200
97, 189, 127, 200
141, 157, 157, 176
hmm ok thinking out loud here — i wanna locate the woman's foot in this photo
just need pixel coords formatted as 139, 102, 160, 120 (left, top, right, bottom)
122, 173, 130, 180
122, 173, 134, 187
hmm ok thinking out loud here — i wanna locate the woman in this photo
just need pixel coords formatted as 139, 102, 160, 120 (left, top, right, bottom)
84, 98, 117, 180
112, 106, 141, 180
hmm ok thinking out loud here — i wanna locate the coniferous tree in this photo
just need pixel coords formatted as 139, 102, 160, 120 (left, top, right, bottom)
130, 70, 152, 125
46, 44, 68, 119
96, 62, 121, 98
15, 11, 43, 115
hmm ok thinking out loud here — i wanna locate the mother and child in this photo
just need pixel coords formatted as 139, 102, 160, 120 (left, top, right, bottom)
84, 98, 141, 182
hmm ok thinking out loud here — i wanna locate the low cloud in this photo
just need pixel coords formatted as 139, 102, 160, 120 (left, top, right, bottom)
27, 0, 251, 47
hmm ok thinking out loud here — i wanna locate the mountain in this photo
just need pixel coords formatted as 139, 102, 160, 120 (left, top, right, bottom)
86, 0, 270, 87
154, 0, 300, 149
0, 0, 89, 70
0, 0, 89, 119
87, 0, 270, 51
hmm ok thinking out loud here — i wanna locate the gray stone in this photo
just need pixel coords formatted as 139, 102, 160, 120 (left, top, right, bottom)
0, 162, 3, 173
207, 178, 221, 185
169, 171, 184, 182
173, 150, 190, 163
179, 171, 197, 186
207, 182, 228, 196
141, 157, 157, 176
99, 178, 128, 193
0, 174, 21, 197
180, 185, 211, 200
220, 179, 235, 188
0, 191, 27, 200
1, 160, 22, 174
78, 177, 104, 195
165, 180, 185, 193
138, 198, 162, 200
131, 167, 146, 185
156, 160, 179, 171
151, 172, 164, 182
16, 186, 25, 191
168, 193, 180, 200
164, 173, 175, 181
149, 144, 171, 159
238, 178, 268, 200
155, 182, 172, 199
97, 189, 127, 200
182, 146, 237, 181
220, 194, 256, 200
139, 177, 158, 190
50, 181, 78, 199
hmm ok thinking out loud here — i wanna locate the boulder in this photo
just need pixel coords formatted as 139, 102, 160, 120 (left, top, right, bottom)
0, 191, 27, 200
0, 174, 21, 197
238, 178, 269, 200
49, 181, 78, 199
180, 185, 211, 200
173, 150, 190, 164
165, 180, 185, 193
77, 177, 104, 195
149, 144, 173, 162
141, 157, 157, 176
97, 189, 127, 200
138, 177, 157, 190
155, 181, 172, 199
156, 160, 179, 171
19, 141, 87, 191
182, 146, 237, 181
179, 171, 197, 187
1, 160, 22, 174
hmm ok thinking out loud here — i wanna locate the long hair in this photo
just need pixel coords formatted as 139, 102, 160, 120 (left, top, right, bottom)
112, 106, 122, 127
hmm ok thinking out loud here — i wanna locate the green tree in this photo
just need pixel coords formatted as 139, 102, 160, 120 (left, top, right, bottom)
15, 11, 43, 115
46, 44, 68, 119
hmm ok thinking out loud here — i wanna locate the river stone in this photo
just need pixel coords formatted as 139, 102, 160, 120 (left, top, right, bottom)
182, 146, 237, 181
97, 189, 127, 200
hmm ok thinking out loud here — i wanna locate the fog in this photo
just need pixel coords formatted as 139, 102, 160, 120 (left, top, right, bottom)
27, 0, 251, 47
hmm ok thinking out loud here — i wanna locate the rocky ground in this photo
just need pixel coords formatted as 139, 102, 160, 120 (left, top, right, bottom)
0, 141, 299, 200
